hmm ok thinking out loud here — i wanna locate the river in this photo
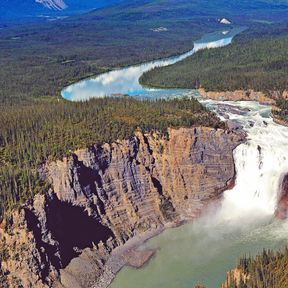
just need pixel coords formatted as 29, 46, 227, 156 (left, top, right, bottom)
62, 27, 288, 287
62, 27, 244, 101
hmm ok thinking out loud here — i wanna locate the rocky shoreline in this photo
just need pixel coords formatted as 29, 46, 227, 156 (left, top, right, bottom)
93, 226, 164, 288
198, 88, 276, 105
94, 219, 204, 287
0, 127, 245, 288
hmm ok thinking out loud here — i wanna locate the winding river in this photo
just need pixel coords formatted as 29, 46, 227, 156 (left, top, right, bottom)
62, 27, 288, 287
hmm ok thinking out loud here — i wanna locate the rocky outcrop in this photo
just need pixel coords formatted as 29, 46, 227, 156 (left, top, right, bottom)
198, 88, 276, 105
275, 173, 288, 219
221, 268, 250, 288
0, 127, 245, 288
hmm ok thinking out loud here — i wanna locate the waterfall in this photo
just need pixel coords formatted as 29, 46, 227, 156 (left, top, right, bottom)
203, 100, 288, 223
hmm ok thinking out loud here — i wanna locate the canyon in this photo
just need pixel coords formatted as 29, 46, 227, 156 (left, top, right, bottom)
1, 14, 287, 287
0, 127, 244, 288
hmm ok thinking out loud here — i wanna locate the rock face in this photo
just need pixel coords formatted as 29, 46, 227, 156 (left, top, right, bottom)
198, 88, 276, 105
221, 268, 250, 288
275, 174, 288, 219
0, 127, 244, 288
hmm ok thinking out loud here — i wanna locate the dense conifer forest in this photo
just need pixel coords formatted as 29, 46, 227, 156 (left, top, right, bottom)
227, 248, 288, 288
193, 248, 288, 288
140, 24, 288, 93
0, 1, 288, 287
0, 0, 286, 231
0, 97, 222, 220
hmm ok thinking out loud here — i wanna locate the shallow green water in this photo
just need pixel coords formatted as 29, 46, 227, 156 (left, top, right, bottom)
111, 217, 288, 288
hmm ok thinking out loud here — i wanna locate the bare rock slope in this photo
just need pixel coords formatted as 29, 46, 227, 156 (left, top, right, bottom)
0, 127, 244, 288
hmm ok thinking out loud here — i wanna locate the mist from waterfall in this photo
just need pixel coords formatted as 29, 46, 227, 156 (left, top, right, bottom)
201, 100, 288, 227
111, 96, 288, 288
61, 25, 288, 287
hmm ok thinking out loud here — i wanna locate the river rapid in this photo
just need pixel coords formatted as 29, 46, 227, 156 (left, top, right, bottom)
62, 27, 288, 287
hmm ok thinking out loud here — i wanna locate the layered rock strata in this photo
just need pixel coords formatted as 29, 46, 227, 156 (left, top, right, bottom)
275, 173, 288, 219
198, 88, 278, 105
0, 127, 245, 288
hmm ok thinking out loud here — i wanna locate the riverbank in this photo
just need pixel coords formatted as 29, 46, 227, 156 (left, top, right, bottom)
108, 100, 288, 288
62, 27, 243, 101
94, 225, 167, 288
94, 180, 242, 288
198, 88, 275, 105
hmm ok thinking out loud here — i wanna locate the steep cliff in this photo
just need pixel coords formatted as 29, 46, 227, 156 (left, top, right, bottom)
198, 88, 276, 105
275, 173, 288, 219
0, 127, 244, 288
221, 268, 250, 288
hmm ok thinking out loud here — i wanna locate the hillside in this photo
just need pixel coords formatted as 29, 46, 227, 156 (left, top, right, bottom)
1, 0, 288, 103
0, 97, 223, 220
0, 0, 124, 23
0, 0, 287, 220
0, 123, 243, 288
0, 1, 288, 287
221, 248, 288, 288
139, 24, 288, 93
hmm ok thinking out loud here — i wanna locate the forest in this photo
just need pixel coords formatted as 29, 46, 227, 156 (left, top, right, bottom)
140, 24, 288, 93
0, 97, 222, 220
0, 0, 286, 232
193, 247, 288, 288
1, 0, 288, 104
227, 247, 288, 288
0, 0, 288, 287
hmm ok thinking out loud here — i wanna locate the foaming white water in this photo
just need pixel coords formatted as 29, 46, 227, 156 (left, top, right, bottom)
203, 100, 288, 223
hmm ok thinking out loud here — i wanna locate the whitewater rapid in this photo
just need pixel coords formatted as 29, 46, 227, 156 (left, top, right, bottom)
111, 94, 288, 288
202, 100, 288, 223
62, 23, 288, 230
61, 26, 288, 287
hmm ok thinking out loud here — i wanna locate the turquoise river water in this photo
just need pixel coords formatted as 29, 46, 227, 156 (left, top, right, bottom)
62, 27, 288, 288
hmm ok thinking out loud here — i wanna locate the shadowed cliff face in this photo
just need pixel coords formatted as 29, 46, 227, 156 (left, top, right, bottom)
45, 197, 115, 268
0, 127, 245, 288
275, 174, 288, 219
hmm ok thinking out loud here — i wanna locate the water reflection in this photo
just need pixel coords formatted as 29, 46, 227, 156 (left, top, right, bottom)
62, 27, 245, 101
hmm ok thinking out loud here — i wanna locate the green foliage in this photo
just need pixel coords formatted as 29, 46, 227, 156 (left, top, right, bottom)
275, 98, 288, 121
0, 97, 222, 219
0, 0, 287, 104
140, 24, 288, 93
232, 248, 288, 288
159, 197, 175, 220
0, 4, 219, 104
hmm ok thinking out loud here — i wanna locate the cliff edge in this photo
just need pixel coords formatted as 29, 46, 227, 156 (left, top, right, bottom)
0, 127, 245, 288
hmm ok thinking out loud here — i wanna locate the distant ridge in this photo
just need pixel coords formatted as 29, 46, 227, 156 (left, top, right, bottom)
35, 0, 67, 10
0, 0, 124, 23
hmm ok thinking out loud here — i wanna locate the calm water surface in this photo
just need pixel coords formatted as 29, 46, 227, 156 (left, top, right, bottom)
62, 26, 288, 288
111, 95, 288, 288
62, 27, 244, 101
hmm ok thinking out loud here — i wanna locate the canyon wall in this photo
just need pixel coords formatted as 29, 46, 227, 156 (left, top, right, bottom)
198, 88, 286, 105
0, 127, 245, 288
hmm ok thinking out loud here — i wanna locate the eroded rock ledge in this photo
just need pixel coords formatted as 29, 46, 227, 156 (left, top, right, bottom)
0, 127, 245, 288
198, 88, 288, 105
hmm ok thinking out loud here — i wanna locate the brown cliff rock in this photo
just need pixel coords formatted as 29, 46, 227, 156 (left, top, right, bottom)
221, 268, 250, 288
275, 174, 288, 219
198, 88, 275, 105
0, 127, 245, 288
